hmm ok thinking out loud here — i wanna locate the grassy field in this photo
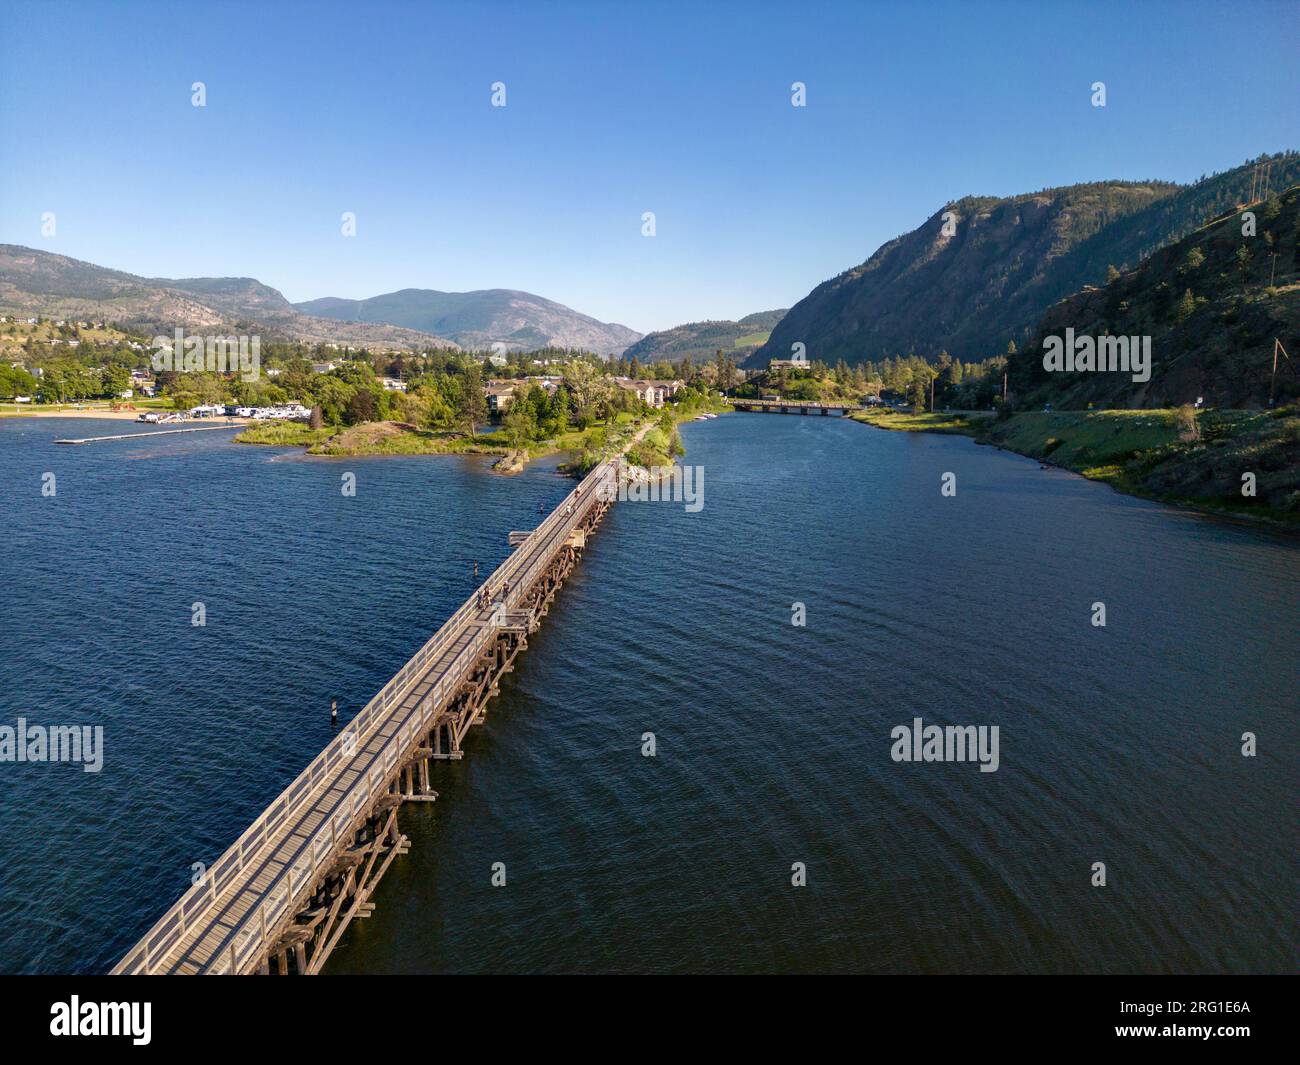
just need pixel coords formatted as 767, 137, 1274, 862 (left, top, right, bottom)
986, 409, 1300, 523
982, 410, 1187, 465
849, 408, 993, 434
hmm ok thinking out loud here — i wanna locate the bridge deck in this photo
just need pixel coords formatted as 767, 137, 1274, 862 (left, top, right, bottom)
115, 460, 617, 975
729, 399, 862, 413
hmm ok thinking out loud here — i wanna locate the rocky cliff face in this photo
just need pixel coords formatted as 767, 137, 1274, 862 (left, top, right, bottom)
750, 182, 1177, 368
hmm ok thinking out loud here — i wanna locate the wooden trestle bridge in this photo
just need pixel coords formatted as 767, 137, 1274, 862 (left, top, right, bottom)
113, 459, 620, 976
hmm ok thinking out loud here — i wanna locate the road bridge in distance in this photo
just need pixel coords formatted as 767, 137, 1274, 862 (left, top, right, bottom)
730, 399, 863, 416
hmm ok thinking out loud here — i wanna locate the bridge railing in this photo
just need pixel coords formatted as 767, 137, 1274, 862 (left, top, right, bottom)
114, 460, 617, 975
734, 399, 860, 408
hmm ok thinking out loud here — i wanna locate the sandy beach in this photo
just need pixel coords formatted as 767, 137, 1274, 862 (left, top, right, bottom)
2, 406, 253, 424
2, 406, 161, 420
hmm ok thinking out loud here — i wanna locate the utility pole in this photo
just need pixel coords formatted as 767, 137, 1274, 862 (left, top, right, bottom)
1270, 338, 1292, 407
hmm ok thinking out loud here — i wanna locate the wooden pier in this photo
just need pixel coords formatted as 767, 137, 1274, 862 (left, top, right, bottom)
55, 423, 245, 444
112, 459, 620, 976
730, 399, 861, 416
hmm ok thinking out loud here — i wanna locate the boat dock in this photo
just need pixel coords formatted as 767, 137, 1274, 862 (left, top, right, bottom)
54, 424, 245, 444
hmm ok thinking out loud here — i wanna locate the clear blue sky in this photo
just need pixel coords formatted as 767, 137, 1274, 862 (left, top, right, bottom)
2, 0, 1297, 333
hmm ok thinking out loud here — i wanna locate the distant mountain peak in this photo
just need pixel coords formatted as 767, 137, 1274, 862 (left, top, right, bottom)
293, 287, 641, 355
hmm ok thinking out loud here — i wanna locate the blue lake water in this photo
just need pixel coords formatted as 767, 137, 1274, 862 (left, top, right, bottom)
0, 414, 1295, 973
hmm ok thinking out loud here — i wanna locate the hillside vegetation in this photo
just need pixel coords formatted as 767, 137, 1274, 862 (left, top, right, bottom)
981, 408, 1300, 520
622, 309, 786, 364
751, 152, 1300, 369
0, 317, 135, 357
857, 405, 1300, 522
1010, 183, 1300, 409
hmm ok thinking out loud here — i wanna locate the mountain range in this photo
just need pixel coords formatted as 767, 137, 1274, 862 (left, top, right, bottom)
6, 151, 1295, 393
620, 309, 787, 365
0, 247, 642, 355
750, 152, 1300, 370
294, 289, 640, 356
0, 246, 461, 349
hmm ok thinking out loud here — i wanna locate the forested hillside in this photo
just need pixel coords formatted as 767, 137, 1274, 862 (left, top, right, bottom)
1010, 183, 1300, 408
750, 152, 1300, 370
622, 309, 786, 364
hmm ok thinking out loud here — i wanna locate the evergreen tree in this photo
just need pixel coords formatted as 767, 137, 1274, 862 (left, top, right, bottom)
908, 375, 927, 412
456, 361, 487, 435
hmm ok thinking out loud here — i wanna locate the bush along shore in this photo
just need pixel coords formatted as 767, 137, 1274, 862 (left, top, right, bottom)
236, 391, 730, 477
850, 406, 1300, 526
235, 419, 515, 457
564, 392, 728, 478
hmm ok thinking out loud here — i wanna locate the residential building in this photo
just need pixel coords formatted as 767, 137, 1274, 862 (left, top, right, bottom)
485, 382, 516, 413
614, 378, 667, 408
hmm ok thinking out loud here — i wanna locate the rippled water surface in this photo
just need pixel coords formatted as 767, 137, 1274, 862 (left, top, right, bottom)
0, 415, 1295, 974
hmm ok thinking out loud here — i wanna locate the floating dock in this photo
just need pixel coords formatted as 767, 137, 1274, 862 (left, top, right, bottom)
54, 424, 244, 444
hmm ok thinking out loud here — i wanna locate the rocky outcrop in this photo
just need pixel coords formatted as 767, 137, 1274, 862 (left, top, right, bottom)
492, 448, 528, 474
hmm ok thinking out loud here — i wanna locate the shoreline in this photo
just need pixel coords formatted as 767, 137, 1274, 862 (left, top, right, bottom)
235, 417, 642, 472
235, 396, 730, 474
848, 408, 1300, 530
1, 407, 185, 421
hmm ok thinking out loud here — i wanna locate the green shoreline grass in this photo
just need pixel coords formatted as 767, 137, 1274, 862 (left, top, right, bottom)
232, 396, 732, 470
235, 420, 520, 457
848, 408, 992, 434
851, 406, 1300, 527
